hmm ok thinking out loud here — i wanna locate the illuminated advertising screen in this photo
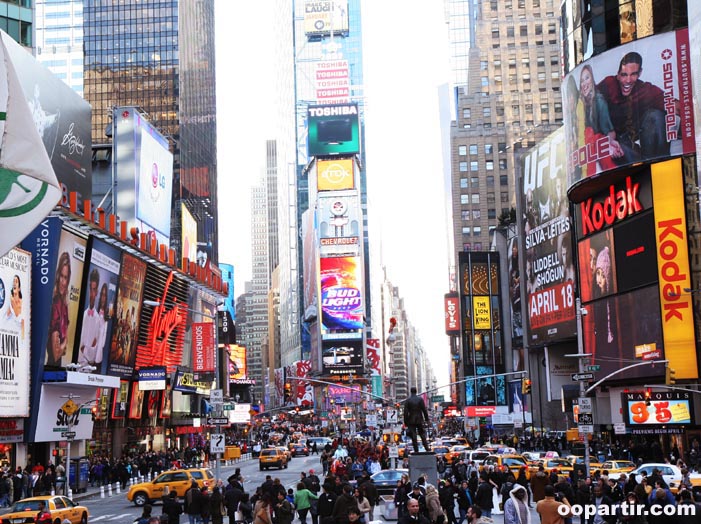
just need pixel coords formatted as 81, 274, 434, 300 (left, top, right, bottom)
181, 204, 198, 262
307, 103, 360, 157
128, 381, 144, 419
319, 256, 364, 334
0, 248, 31, 417
74, 238, 121, 375
227, 344, 247, 381
582, 285, 663, 380
623, 391, 694, 426
136, 119, 174, 238
108, 253, 147, 378
114, 107, 172, 246
317, 158, 355, 191
577, 229, 618, 303
563, 29, 695, 185
322, 339, 363, 376
650, 159, 697, 379
45, 229, 87, 368
318, 193, 361, 257
612, 213, 658, 293
464, 368, 506, 407
314, 59, 350, 104
520, 128, 577, 344
303, 0, 349, 37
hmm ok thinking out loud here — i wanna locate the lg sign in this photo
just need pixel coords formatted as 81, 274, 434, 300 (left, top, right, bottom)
444, 293, 460, 335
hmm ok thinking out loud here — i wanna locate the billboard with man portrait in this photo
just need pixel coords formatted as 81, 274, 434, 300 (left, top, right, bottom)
563, 28, 695, 186
520, 128, 577, 345
74, 238, 121, 375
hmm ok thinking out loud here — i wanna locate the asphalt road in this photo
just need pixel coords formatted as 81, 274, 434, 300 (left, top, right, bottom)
78, 453, 326, 523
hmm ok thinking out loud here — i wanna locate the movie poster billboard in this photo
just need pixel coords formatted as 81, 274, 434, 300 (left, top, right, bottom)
45, 229, 87, 368
74, 238, 121, 374
563, 28, 695, 185
303, 0, 349, 37
227, 344, 247, 381
108, 253, 146, 378
0, 248, 31, 417
520, 128, 577, 344
318, 193, 361, 257
319, 256, 363, 335
2, 32, 92, 206
321, 339, 363, 376
128, 381, 144, 419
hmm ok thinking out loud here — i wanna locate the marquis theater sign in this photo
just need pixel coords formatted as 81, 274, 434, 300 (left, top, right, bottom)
623, 391, 694, 426
136, 272, 186, 373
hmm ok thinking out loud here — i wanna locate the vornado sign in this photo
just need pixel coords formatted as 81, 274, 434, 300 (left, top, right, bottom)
576, 172, 653, 237
651, 158, 698, 380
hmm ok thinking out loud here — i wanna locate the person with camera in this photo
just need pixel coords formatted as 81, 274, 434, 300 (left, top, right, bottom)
536, 485, 572, 524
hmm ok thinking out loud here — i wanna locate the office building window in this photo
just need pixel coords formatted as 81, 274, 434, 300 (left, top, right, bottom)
461, 194, 469, 204
485, 144, 493, 155
500, 175, 508, 186
469, 144, 478, 155
460, 161, 468, 172
473, 209, 481, 220
462, 227, 471, 235
471, 194, 480, 204
460, 178, 468, 189
470, 161, 479, 171
474, 227, 482, 236
459, 145, 467, 155
461, 210, 470, 221
486, 161, 494, 171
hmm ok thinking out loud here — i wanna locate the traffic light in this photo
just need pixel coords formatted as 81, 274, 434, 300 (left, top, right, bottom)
666, 368, 676, 385
284, 382, 291, 402
393, 433, 400, 443
91, 405, 98, 422
382, 434, 389, 443
522, 378, 532, 395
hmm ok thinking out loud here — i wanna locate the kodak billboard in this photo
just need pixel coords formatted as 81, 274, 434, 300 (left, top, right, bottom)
651, 158, 698, 379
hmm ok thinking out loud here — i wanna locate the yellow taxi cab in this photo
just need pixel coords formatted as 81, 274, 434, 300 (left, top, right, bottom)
568, 455, 603, 473
126, 468, 213, 506
599, 460, 637, 475
277, 445, 293, 462
542, 458, 575, 475
444, 445, 471, 466
259, 447, 289, 470
1, 496, 89, 524
431, 445, 451, 460
481, 454, 531, 480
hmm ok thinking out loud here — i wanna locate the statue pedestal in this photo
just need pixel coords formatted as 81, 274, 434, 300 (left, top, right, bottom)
409, 452, 437, 487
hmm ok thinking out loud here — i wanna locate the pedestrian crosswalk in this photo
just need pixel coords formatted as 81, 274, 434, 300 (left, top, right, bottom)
89, 514, 135, 521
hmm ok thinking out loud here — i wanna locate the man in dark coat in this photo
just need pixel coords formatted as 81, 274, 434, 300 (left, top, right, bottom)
184, 480, 203, 524
162, 491, 183, 524
403, 387, 430, 453
317, 482, 337, 524
331, 484, 359, 524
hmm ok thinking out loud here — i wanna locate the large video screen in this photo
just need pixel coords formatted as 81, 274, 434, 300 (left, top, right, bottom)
321, 339, 364, 376
307, 103, 360, 157
319, 256, 364, 334
581, 285, 664, 381
563, 29, 695, 185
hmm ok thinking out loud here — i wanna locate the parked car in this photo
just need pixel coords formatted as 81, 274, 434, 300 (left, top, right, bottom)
609, 463, 701, 495
367, 469, 409, 496
126, 468, 214, 506
1, 496, 89, 524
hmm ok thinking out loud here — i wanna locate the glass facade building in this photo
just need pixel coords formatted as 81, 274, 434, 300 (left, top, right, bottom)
83, 0, 218, 263
0, 0, 31, 48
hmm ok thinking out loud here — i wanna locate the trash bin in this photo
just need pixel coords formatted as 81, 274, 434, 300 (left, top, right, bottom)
381, 495, 397, 520
69, 458, 90, 494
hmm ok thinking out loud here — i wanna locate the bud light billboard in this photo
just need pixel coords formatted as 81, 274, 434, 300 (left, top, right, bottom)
319, 256, 364, 335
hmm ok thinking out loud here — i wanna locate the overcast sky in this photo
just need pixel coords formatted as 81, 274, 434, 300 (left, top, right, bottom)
215, 1, 453, 387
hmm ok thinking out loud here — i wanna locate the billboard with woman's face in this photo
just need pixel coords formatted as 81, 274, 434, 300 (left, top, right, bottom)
45, 230, 86, 368
563, 29, 695, 186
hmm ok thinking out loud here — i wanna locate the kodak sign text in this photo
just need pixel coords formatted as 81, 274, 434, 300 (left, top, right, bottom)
651, 159, 697, 379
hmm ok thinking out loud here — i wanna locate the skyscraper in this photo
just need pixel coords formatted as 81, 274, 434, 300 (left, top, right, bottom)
449, 0, 563, 257
83, 0, 218, 264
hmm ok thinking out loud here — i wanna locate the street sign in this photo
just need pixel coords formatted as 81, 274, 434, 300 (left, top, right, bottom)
578, 398, 592, 413
587, 365, 601, 372
614, 423, 626, 435
577, 413, 593, 425
388, 445, 399, 459
386, 409, 398, 424
578, 424, 594, 434
209, 389, 223, 405
514, 420, 523, 429
210, 433, 225, 454
206, 417, 229, 426
222, 404, 234, 411
366, 414, 377, 427
431, 395, 445, 403
571, 373, 594, 381
62, 431, 76, 440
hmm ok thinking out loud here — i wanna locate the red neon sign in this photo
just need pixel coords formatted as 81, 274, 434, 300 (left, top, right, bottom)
135, 272, 186, 373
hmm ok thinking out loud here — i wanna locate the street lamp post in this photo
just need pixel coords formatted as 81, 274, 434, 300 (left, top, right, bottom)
574, 298, 591, 479
143, 300, 223, 484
